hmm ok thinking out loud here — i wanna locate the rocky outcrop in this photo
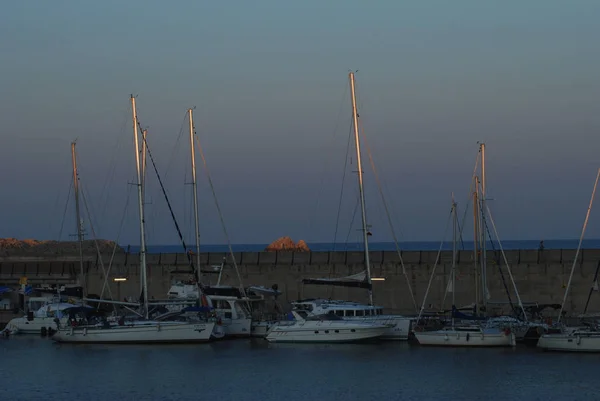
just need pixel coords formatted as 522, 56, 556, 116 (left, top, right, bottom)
0, 238, 123, 256
265, 237, 310, 252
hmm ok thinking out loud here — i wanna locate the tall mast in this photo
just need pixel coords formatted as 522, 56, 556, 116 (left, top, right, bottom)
479, 143, 488, 315
130, 95, 149, 319
472, 178, 480, 315
71, 141, 86, 298
451, 194, 457, 327
188, 108, 201, 281
348, 72, 373, 306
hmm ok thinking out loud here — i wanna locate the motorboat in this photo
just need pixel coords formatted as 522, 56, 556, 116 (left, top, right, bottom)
291, 299, 412, 340
3, 297, 88, 336
265, 310, 391, 343
166, 282, 281, 338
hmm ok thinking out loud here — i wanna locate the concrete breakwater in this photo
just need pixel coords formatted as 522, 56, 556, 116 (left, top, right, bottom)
1, 248, 599, 316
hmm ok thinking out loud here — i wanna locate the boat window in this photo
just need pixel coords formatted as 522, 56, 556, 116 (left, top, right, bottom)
356, 310, 365, 317
346, 310, 355, 317
215, 300, 231, 309
377, 309, 383, 315
224, 312, 232, 318
335, 310, 344, 317
296, 311, 309, 319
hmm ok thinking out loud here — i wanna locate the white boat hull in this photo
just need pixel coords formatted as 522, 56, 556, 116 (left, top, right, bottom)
537, 332, 600, 352
221, 318, 252, 338
4, 317, 67, 335
251, 321, 276, 338
266, 322, 388, 343
52, 321, 216, 344
343, 315, 411, 340
415, 329, 516, 347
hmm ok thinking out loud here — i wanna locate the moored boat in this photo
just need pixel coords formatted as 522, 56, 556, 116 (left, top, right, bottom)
265, 311, 391, 343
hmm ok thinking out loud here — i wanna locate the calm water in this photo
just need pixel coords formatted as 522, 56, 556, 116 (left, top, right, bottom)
2, 337, 597, 401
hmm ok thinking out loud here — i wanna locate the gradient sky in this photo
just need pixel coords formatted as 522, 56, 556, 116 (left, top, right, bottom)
1, 0, 600, 246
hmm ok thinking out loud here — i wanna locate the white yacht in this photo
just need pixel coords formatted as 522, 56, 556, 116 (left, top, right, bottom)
265, 310, 390, 343
414, 324, 516, 347
3, 297, 88, 335
537, 326, 600, 352
166, 282, 255, 338
291, 299, 412, 340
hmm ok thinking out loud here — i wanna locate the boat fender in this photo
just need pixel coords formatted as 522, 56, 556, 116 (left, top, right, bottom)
217, 318, 222, 326
504, 328, 511, 336
157, 323, 161, 331
576, 335, 581, 345
466, 333, 470, 341
83, 328, 87, 336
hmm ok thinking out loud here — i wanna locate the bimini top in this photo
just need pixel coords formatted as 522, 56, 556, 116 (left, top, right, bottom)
302, 271, 371, 290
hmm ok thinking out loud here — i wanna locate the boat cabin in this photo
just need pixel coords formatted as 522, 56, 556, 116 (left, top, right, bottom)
292, 299, 385, 318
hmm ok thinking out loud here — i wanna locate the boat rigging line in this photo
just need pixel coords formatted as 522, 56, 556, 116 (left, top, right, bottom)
416, 204, 453, 323
136, 121, 202, 287
309, 81, 349, 240
333, 122, 354, 249
79, 185, 117, 313
99, 184, 133, 301
192, 124, 248, 299
56, 177, 73, 241
360, 118, 418, 312
558, 167, 600, 323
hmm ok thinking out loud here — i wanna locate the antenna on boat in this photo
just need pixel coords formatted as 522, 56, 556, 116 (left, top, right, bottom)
130, 95, 149, 319
348, 71, 373, 306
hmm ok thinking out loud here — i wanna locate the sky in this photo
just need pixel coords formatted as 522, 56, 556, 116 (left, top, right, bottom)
1, 0, 600, 246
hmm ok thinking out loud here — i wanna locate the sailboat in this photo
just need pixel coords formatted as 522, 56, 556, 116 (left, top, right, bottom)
414, 196, 516, 347
281, 72, 412, 341
4, 142, 89, 336
157, 108, 256, 338
537, 168, 600, 352
52, 96, 220, 344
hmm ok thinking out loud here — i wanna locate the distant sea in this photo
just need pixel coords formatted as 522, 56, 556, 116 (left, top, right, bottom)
125, 239, 600, 254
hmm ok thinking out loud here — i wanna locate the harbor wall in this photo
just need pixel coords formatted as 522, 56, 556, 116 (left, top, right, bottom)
1, 249, 599, 315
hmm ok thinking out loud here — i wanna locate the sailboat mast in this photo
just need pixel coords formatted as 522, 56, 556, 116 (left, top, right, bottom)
451, 195, 457, 326
479, 143, 488, 315
348, 72, 373, 306
71, 141, 86, 298
188, 108, 201, 281
130, 95, 149, 319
